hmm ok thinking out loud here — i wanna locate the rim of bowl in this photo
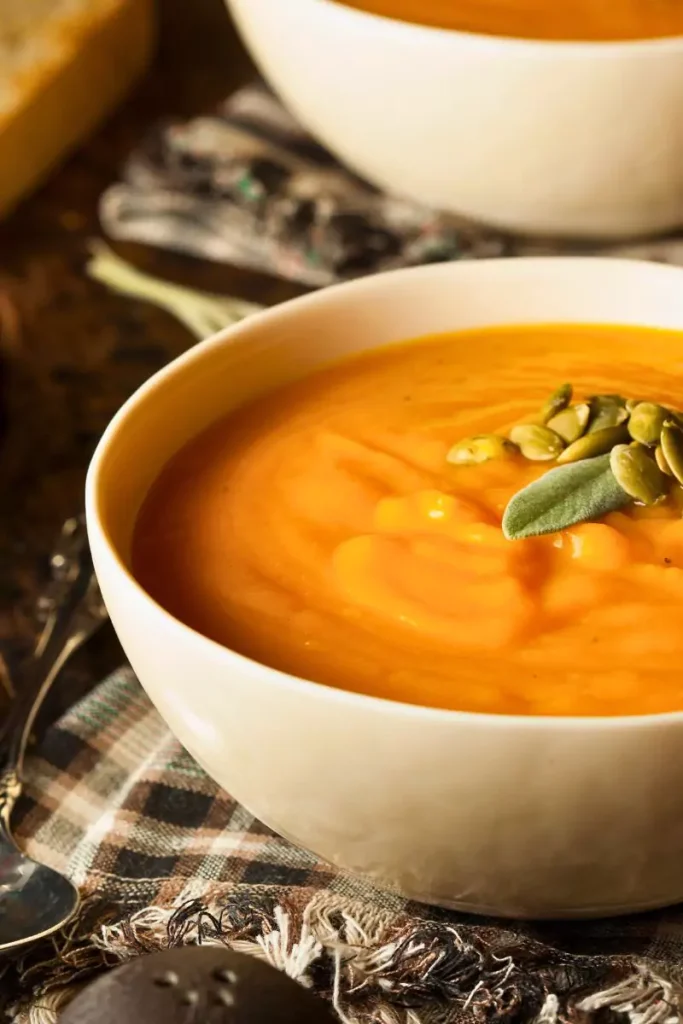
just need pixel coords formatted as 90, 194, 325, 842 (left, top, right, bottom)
86, 255, 683, 733
318, 0, 683, 52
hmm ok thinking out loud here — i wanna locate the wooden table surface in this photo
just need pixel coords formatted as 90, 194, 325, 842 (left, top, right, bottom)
0, 0, 305, 723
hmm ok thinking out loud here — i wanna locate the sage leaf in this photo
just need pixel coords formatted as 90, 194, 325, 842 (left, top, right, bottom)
502, 454, 630, 540
86, 241, 263, 339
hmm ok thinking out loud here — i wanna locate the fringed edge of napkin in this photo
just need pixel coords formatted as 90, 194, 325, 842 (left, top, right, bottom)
4, 886, 681, 1024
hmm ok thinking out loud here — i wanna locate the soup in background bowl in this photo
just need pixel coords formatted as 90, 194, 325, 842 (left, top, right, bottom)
87, 258, 683, 918
336, 0, 683, 41
225, 0, 683, 239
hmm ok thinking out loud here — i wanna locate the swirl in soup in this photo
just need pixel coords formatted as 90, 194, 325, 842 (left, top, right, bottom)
133, 324, 683, 716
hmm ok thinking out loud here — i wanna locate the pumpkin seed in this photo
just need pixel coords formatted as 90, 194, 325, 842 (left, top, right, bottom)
547, 403, 590, 444
556, 424, 629, 464
446, 434, 516, 466
509, 424, 565, 461
610, 444, 668, 505
627, 402, 668, 446
655, 444, 673, 476
587, 395, 628, 433
660, 420, 683, 485
625, 399, 641, 414
664, 406, 683, 428
540, 383, 572, 424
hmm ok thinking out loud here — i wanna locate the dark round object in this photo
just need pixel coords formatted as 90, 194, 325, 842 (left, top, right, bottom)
60, 945, 336, 1024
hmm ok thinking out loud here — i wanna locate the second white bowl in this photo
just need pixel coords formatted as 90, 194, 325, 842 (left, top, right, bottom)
227, 0, 683, 240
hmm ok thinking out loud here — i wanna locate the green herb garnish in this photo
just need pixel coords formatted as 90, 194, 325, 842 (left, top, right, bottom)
448, 385, 683, 539
502, 455, 630, 540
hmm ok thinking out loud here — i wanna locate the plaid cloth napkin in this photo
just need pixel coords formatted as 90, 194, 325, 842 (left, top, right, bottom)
5, 669, 683, 1024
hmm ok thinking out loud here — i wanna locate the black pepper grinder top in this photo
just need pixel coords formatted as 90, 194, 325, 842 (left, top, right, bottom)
59, 945, 337, 1024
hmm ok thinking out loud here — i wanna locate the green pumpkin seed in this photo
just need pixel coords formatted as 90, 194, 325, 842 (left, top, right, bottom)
627, 402, 668, 446
556, 424, 629, 464
540, 383, 572, 424
655, 444, 673, 476
664, 406, 683, 429
610, 444, 668, 505
446, 434, 516, 466
546, 403, 590, 444
660, 420, 683, 485
509, 424, 565, 461
625, 399, 641, 414
587, 395, 629, 433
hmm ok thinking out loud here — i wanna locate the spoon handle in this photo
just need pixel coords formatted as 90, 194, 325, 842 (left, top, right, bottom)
0, 516, 108, 827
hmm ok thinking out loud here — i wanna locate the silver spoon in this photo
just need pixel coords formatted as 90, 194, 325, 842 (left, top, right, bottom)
0, 516, 108, 952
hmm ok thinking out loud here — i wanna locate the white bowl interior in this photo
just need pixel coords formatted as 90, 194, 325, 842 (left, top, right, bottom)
95, 257, 683, 569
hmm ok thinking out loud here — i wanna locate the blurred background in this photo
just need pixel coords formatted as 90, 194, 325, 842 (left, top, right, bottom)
0, 0, 310, 716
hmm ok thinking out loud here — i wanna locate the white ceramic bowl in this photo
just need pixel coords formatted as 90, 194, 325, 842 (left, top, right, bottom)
87, 257, 683, 919
225, 0, 683, 240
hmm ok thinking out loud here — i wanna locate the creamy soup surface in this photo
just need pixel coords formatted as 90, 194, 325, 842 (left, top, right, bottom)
335, 0, 683, 41
133, 324, 683, 717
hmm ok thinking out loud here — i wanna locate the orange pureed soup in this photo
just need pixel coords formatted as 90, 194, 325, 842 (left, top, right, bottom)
336, 0, 683, 42
133, 324, 683, 717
